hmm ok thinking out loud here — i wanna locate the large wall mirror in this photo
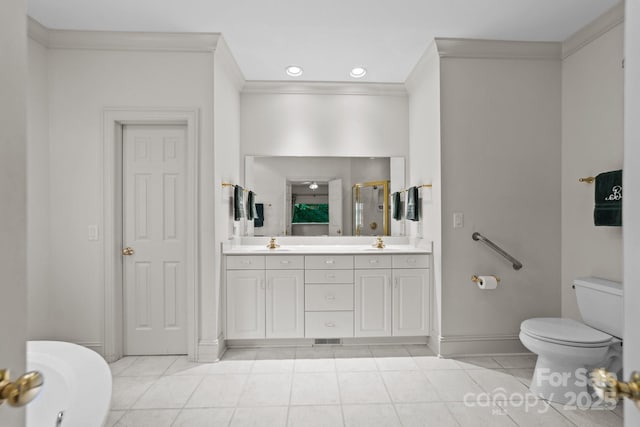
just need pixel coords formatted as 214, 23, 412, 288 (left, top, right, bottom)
245, 156, 406, 237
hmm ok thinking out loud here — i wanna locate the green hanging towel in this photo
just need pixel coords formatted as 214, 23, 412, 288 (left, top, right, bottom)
234, 185, 245, 221
594, 170, 622, 227
392, 192, 402, 220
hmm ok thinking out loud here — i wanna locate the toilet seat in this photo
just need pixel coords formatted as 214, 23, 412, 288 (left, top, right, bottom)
520, 318, 612, 347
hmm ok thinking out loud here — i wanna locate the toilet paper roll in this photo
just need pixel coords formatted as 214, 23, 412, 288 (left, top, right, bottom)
477, 275, 498, 290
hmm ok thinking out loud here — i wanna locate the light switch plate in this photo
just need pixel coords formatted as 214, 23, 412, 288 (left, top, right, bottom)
453, 212, 464, 228
88, 225, 99, 241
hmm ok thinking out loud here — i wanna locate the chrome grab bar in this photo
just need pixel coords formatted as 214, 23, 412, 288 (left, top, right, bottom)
472, 232, 523, 270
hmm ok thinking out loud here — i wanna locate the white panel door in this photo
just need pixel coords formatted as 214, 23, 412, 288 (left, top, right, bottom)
123, 125, 188, 355
226, 270, 265, 339
329, 178, 343, 236
266, 270, 304, 338
355, 269, 392, 337
392, 269, 430, 336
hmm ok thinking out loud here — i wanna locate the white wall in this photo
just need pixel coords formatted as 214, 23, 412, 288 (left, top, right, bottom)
23, 27, 244, 360
439, 51, 562, 354
0, 0, 27, 424
624, 0, 640, 424
406, 42, 442, 352
211, 39, 243, 358
27, 36, 51, 339
240, 87, 409, 159
408, 39, 562, 355
561, 14, 624, 320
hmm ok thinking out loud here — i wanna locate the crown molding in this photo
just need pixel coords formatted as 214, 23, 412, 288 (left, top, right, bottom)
48, 30, 220, 52
27, 16, 50, 46
562, 2, 624, 59
434, 38, 561, 60
27, 16, 220, 52
214, 36, 246, 91
405, 40, 439, 92
242, 81, 407, 96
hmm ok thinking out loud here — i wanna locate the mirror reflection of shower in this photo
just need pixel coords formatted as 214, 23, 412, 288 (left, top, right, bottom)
353, 181, 390, 236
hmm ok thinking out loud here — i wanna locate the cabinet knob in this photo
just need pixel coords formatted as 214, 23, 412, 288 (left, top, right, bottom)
325, 295, 336, 301
326, 274, 336, 279
280, 260, 290, 264
325, 259, 335, 265
325, 322, 335, 328
369, 259, 378, 264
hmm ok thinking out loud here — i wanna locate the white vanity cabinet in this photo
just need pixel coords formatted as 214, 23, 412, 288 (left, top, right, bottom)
355, 268, 392, 337
226, 255, 305, 339
354, 254, 430, 338
266, 269, 304, 338
226, 269, 265, 339
225, 251, 430, 341
392, 268, 430, 336
304, 255, 354, 338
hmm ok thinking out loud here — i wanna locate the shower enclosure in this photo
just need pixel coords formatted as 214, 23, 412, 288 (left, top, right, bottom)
352, 181, 390, 236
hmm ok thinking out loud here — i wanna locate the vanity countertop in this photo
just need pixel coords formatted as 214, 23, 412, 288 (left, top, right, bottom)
223, 244, 431, 255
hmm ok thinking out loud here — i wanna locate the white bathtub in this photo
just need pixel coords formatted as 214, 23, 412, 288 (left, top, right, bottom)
26, 341, 111, 427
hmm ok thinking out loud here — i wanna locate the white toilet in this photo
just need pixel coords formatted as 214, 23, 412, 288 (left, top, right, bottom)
519, 277, 623, 404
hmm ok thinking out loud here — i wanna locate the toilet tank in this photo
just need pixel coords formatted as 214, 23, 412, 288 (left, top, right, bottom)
574, 277, 623, 338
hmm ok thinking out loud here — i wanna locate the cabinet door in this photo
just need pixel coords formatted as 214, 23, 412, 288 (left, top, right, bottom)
355, 269, 392, 337
392, 269, 430, 336
266, 270, 305, 338
226, 270, 265, 339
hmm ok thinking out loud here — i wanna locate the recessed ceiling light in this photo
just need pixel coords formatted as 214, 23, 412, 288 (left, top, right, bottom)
350, 67, 367, 78
286, 65, 303, 77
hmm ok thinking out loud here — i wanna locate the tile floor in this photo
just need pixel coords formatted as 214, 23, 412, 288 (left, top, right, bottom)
106, 345, 624, 427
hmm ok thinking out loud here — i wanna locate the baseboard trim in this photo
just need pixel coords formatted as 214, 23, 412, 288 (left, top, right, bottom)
438, 334, 528, 357
76, 341, 105, 356
197, 335, 224, 362
225, 336, 429, 349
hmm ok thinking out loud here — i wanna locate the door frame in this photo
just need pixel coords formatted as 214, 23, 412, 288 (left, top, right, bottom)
102, 107, 199, 362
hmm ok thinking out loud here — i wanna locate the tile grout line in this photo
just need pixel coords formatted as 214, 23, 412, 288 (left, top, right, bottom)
377, 362, 403, 425
334, 360, 347, 427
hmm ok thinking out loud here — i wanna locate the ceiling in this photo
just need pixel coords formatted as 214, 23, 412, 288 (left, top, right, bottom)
27, 0, 620, 83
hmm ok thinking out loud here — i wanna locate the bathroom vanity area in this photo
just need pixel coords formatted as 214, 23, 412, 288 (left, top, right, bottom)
223, 237, 432, 343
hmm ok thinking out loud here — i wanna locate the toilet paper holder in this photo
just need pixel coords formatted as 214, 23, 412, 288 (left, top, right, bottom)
471, 275, 500, 283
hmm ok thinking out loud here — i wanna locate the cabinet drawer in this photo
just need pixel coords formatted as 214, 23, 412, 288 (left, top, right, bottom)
305, 284, 354, 311
266, 255, 304, 270
392, 254, 429, 269
226, 255, 265, 270
305, 269, 353, 284
355, 255, 392, 269
305, 255, 354, 270
305, 311, 354, 338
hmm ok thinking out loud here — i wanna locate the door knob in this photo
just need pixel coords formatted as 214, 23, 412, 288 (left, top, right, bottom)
590, 368, 640, 407
122, 247, 135, 256
0, 369, 44, 407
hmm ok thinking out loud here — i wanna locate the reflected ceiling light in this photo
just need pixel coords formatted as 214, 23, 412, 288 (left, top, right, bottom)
286, 65, 303, 77
309, 182, 319, 190
350, 67, 367, 78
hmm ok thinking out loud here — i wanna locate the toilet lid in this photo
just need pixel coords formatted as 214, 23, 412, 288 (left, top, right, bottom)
521, 318, 612, 345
